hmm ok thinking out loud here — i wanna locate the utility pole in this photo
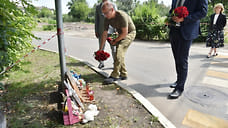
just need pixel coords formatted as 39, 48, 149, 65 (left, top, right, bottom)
55, 0, 67, 91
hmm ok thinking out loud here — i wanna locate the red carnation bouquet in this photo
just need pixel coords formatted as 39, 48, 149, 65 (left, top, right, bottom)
174, 6, 189, 18
165, 6, 189, 26
94, 50, 110, 61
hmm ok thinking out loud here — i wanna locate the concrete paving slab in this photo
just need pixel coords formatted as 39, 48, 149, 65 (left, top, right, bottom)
183, 109, 228, 128
206, 70, 228, 79
202, 76, 228, 88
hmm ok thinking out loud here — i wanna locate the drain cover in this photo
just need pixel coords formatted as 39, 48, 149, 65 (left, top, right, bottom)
184, 86, 228, 107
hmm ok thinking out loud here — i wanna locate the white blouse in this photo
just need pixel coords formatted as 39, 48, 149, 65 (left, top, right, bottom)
213, 14, 219, 25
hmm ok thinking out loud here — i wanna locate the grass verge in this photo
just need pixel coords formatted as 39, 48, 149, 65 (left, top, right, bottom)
0, 50, 163, 128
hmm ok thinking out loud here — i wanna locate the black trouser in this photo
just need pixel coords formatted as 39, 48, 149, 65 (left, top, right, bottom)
169, 27, 192, 91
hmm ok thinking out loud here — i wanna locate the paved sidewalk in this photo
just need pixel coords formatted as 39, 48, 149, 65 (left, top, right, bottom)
84, 42, 228, 128
34, 32, 228, 128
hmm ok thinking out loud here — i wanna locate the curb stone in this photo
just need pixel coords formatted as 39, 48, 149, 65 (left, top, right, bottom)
40, 47, 176, 128
68, 54, 176, 128
0, 110, 6, 128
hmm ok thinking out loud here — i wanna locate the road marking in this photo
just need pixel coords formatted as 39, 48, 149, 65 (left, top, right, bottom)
202, 76, 228, 88
216, 55, 228, 58
211, 61, 228, 67
182, 109, 228, 128
206, 70, 228, 79
226, 103, 228, 115
208, 66, 228, 73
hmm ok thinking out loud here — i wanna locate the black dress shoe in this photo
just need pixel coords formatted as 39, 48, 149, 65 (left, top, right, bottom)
98, 63, 104, 69
169, 82, 177, 88
207, 53, 211, 58
103, 76, 118, 84
119, 76, 127, 80
213, 53, 218, 56
168, 89, 183, 99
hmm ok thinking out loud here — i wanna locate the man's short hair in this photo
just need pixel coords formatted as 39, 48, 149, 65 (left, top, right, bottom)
101, 1, 113, 10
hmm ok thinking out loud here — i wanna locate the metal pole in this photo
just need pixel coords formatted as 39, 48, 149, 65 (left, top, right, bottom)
55, 0, 67, 91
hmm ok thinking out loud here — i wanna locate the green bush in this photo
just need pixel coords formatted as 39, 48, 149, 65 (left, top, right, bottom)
48, 19, 56, 24
38, 18, 49, 23
85, 16, 95, 23
0, 0, 37, 73
42, 19, 56, 31
134, 17, 168, 41
42, 25, 56, 31
68, 1, 91, 22
37, 7, 54, 18
131, 1, 168, 41
63, 14, 73, 22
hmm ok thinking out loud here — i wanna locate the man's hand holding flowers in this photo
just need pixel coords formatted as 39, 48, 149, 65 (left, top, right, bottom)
110, 39, 117, 45
172, 16, 184, 23
165, 6, 189, 26
107, 33, 118, 45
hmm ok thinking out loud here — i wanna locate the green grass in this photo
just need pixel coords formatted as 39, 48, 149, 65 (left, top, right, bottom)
225, 32, 228, 44
0, 50, 104, 127
0, 49, 164, 128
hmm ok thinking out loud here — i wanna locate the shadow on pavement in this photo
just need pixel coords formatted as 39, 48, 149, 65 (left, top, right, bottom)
148, 46, 170, 49
129, 83, 171, 98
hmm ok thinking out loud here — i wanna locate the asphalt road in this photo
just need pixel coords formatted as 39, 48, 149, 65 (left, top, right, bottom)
33, 31, 228, 128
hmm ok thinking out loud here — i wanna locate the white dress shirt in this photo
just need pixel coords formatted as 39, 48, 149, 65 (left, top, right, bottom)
176, 0, 186, 7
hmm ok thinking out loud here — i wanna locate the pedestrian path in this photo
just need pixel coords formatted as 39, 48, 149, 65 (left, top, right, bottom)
183, 109, 228, 128
202, 54, 228, 88
183, 53, 228, 128
34, 32, 228, 128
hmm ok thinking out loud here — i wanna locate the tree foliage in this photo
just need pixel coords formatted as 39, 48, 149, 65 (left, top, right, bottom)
37, 7, 54, 18
156, 2, 170, 16
67, 0, 91, 22
87, 4, 96, 23
116, 0, 137, 14
0, 0, 37, 74
209, 0, 228, 13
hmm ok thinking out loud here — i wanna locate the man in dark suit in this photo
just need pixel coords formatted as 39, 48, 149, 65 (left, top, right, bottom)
168, 0, 208, 99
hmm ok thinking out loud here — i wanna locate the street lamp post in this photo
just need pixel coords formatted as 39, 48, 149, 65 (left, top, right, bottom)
55, 0, 67, 91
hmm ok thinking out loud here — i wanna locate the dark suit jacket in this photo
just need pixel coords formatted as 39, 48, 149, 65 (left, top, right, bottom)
209, 13, 227, 31
170, 0, 208, 40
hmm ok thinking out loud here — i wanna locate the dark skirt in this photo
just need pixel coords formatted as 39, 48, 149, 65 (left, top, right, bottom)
206, 29, 224, 48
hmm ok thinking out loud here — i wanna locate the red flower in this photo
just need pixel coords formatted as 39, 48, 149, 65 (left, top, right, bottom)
164, 6, 189, 26
94, 50, 110, 61
174, 6, 189, 18
107, 37, 112, 43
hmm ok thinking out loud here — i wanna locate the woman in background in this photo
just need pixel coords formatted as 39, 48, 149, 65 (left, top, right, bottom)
206, 3, 226, 58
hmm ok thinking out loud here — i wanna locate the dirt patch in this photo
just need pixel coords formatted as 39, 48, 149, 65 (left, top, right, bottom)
72, 84, 163, 128
0, 50, 164, 127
